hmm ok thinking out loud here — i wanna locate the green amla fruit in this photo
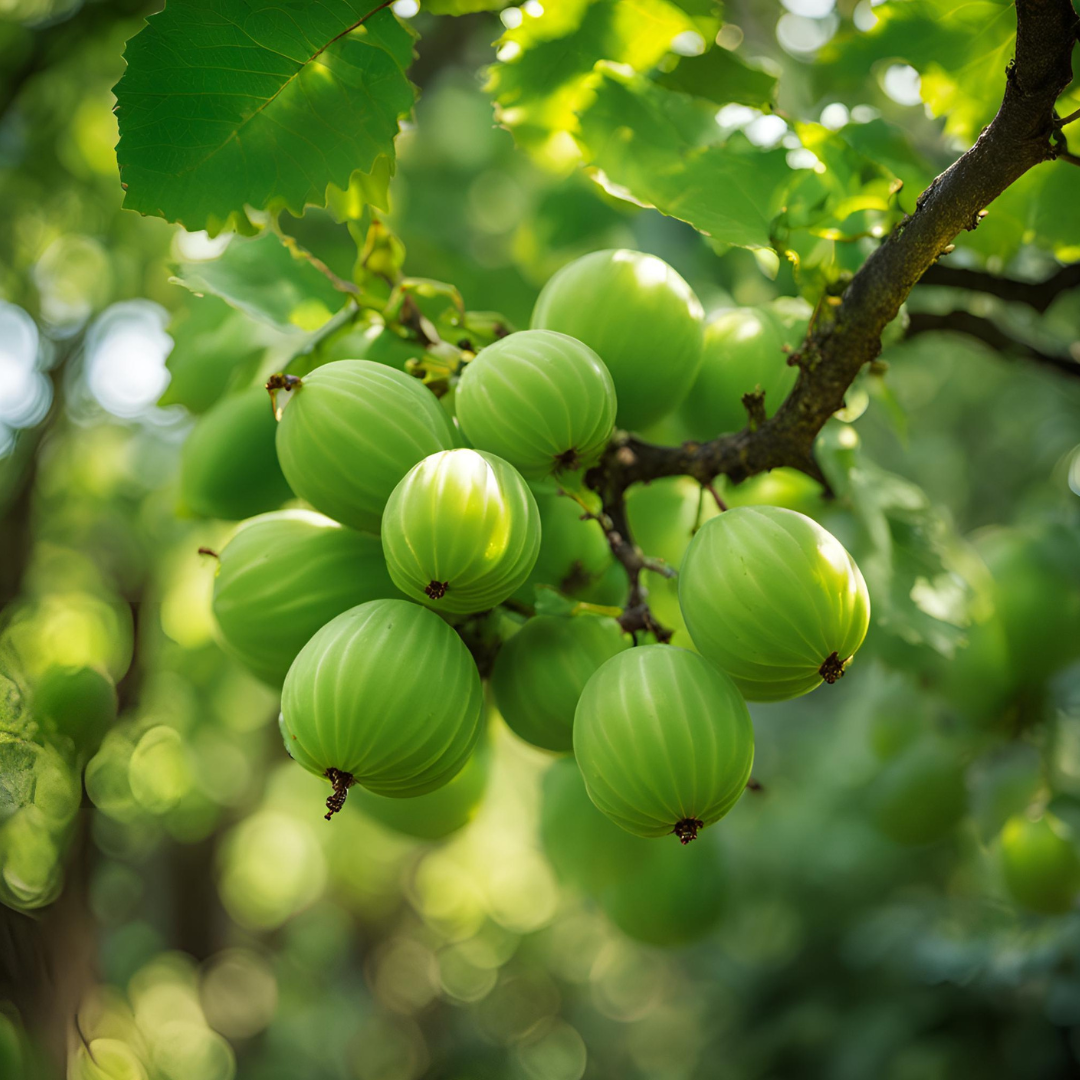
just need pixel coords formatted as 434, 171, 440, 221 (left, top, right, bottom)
353, 734, 491, 840
382, 449, 541, 615
680, 506, 870, 701
600, 834, 727, 947
179, 387, 293, 520
31, 664, 116, 757
70, 1039, 148, 1080
869, 736, 967, 846
540, 759, 726, 945
1000, 814, 1080, 915
491, 615, 629, 752
516, 491, 612, 601
456, 329, 617, 479
626, 476, 719, 570
211, 509, 402, 686
531, 249, 704, 431
281, 600, 483, 818
574, 645, 754, 841
314, 318, 424, 370
275, 360, 456, 533
678, 300, 810, 440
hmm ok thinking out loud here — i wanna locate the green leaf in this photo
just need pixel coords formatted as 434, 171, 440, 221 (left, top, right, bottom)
960, 161, 1080, 263
575, 67, 791, 248
487, 0, 697, 156
172, 233, 349, 333
654, 47, 777, 109
821, 0, 1016, 144
818, 424, 985, 658
114, 3, 415, 234
159, 296, 266, 414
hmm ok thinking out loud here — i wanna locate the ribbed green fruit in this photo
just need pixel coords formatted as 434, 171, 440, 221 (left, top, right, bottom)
280, 600, 483, 817
678, 302, 809, 440
315, 318, 424, 370
381, 449, 541, 615
32, 665, 116, 757
456, 329, 616, 479
179, 388, 293, 520
531, 249, 704, 431
516, 491, 613, 601
680, 507, 870, 701
869, 736, 967, 846
491, 615, 629, 752
1000, 814, 1080, 914
539, 759, 726, 945
211, 509, 403, 686
573, 645, 754, 841
275, 360, 456, 533
354, 735, 491, 840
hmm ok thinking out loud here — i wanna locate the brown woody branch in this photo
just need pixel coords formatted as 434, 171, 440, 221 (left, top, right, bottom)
917, 260, 1080, 312
906, 309, 1080, 378
586, 0, 1078, 628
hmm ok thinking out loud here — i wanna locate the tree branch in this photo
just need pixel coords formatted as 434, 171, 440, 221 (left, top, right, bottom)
587, 0, 1077, 596
917, 260, 1080, 312
585, 0, 1078, 630
906, 310, 1080, 378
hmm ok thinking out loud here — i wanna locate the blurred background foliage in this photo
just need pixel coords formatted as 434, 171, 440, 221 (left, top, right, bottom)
1, 0, 1080, 1078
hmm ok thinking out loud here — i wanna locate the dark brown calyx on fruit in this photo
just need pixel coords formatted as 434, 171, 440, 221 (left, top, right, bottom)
266, 372, 302, 420
425, 580, 449, 600
324, 768, 354, 821
819, 652, 849, 684
673, 818, 703, 844
554, 448, 580, 471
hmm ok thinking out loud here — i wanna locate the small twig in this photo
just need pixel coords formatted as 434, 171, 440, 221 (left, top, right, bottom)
1058, 150, 1080, 167
917, 261, 1080, 312
1057, 106, 1080, 126
906, 310, 1080, 378
702, 480, 728, 512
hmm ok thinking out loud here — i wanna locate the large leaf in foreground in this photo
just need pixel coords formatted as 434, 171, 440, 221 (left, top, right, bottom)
114, 3, 414, 233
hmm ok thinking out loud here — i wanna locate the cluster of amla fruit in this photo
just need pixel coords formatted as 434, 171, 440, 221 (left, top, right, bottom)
207, 249, 870, 838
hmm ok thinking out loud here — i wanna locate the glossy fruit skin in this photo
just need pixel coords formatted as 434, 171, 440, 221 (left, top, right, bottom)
515, 491, 613, 601
540, 758, 726, 944
680, 506, 870, 701
381, 449, 541, 615
1000, 814, 1080, 914
212, 509, 403, 686
275, 360, 457, 533
180, 387, 293, 520
679, 301, 809, 440
491, 616, 629, 752
354, 734, 490, 840
32, 665, 116, 757
531, 249, 704, 431
456, 329, 617, 479
574, 645, 754, 839
869, 736, 967, 846
280, 600, 483, 798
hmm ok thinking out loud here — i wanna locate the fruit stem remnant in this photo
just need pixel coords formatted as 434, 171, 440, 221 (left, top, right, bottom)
818, 651, 848, 684
673, 818, 704, 844
324, 768, 354, 820
425, 580, 449, 600
266, 373, 303, 420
